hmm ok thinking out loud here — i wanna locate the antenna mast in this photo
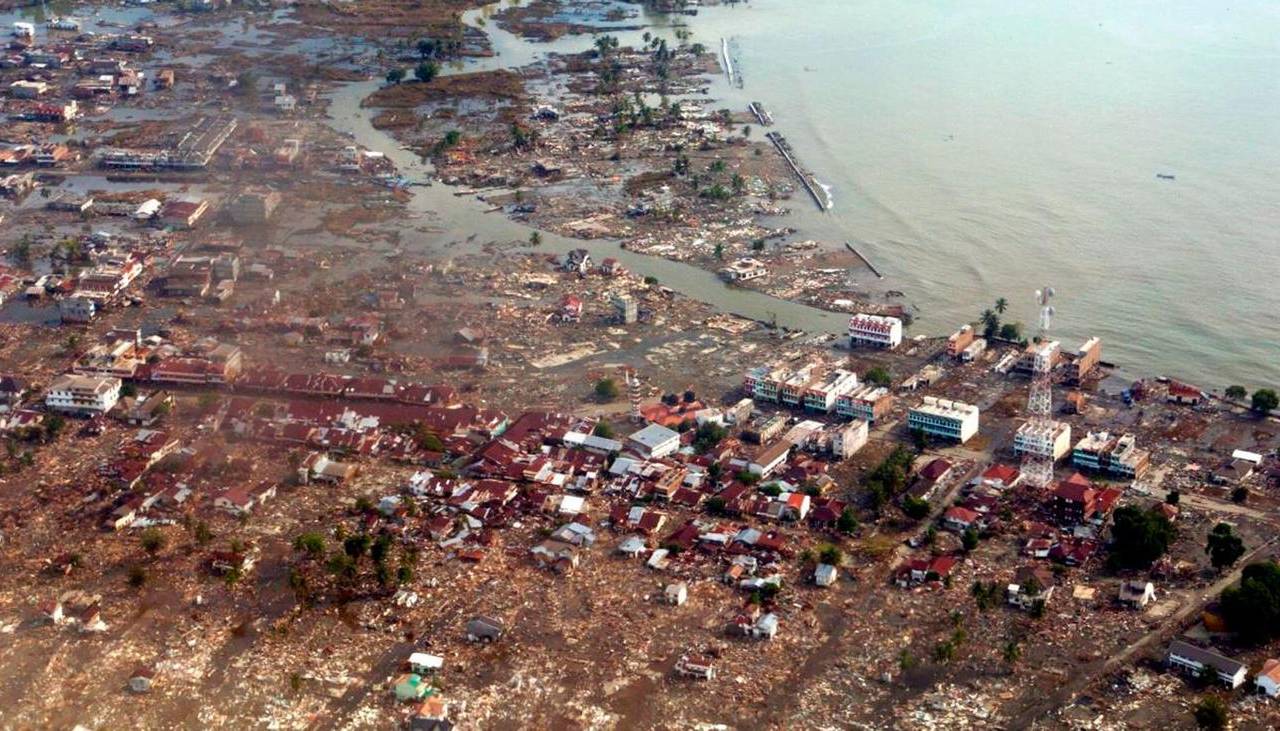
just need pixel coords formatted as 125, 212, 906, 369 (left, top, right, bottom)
624, 368, 643, 423
1022, 287, 1057, 489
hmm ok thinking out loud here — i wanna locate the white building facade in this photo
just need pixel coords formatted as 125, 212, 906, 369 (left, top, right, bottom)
1014, 420, 1072, 460
848, 314, 903, 349
908, 397, 980, 444
45, 374, 122, 415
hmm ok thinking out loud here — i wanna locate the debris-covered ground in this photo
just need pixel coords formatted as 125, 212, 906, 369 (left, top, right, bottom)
0, 1, 1279, 730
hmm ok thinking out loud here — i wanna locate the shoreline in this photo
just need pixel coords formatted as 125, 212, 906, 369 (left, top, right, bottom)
281, 0, 1268, 400
431, 0, 1267, 398
350, 0, 909, 328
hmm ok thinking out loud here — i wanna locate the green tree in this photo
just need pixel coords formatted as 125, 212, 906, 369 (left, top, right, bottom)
288, 568, 309, 599
1003, 640, 1022, 665
994, 297, 1009, 314
980, 309, 1000, 339
412, 425, 444, 452
416, 38, 436, 58
236, 71, 257, 97
511, 123, 534, 149
294, 532, 326, 558
13, 235, 32, 264
594, 378, 620, 402
593, 34, 619, 58
127, 565, 147, 588
932, 640, 956, 663
1231, 486, 1249, 504
971, 581, 998, 611
1206, 523, 1245, 571
1165, 490, 1180, 506
140, 528, 165, 556
864, 366, 892, 387
817, 544, 843, 566
528, 231, 542, 246
592, 421, 615, 439
414, 61, 439, 83
692, 422, 728, 453
961, 528, 979, 552
1251, 388, 1279, 414
1219, 561, 1280, 644
326, 552, 357, 580
1192, 695, 1228, 730
386, 68, 406, 85
902, 496, 930, 520
343, 534, 371, 560
370, 534, 394, 565
837, 507, 858, 534
194, 521, 213, 545
44, 414, 66, 439
998, 322, 1022, 341
713, 243, 724, 260
705, 496, 726, 516
1224, 385, 1246, 400
1108, 505, 1175, 570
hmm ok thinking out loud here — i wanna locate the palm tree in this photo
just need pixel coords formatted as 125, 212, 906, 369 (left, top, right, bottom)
980, 309, 1000, 338
994, 297, 1008, 314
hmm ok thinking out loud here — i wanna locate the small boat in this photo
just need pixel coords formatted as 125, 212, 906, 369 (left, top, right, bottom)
1156, 173, 1175, 181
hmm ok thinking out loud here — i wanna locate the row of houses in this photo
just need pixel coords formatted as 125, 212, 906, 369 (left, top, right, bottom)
743, 361, 895, 423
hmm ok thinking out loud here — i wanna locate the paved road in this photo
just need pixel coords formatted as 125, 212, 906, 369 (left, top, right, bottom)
1004, 537, 1279, 728
1179, 491, 1280, 526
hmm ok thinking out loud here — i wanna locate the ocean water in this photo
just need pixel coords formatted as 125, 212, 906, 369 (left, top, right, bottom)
681, 0, 1280, 389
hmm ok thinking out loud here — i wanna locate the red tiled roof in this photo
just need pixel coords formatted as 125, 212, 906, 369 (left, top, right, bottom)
919, 458, 953, 482
982, 463, 1020, 483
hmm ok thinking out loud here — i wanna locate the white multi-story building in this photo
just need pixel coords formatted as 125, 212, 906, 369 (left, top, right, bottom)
802, 369, 859, 412
626, 423, 681, 459
743, 364, 790, 403
778, 365, 819, 408
1072, 431, 1150, 479
831, 419, 869, 458
1014, 420, 1072, 461
848, 314, 902, 349
908, 396, 980, 444
45, 374, 122, 415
